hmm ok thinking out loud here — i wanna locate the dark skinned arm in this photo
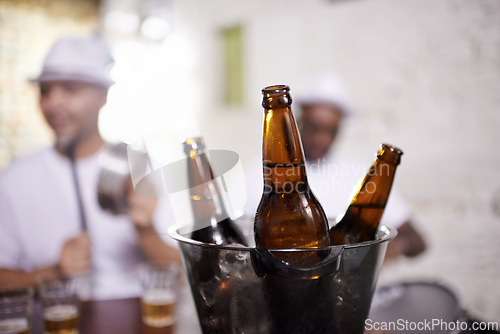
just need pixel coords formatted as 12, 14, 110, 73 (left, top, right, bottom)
385, 220, 426, 261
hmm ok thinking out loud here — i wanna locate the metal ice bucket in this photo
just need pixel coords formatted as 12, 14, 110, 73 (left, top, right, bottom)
169, 219, 396, 334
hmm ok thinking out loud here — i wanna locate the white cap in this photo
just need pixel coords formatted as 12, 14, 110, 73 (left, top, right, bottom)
31, 36, 114, 88
296, 71, 353, 116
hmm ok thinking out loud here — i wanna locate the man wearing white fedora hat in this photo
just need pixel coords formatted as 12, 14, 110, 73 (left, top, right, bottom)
0, 36, 180, 300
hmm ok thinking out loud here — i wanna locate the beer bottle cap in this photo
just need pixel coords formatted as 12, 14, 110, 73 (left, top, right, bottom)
378, 143, 403, 165
184, 137, 205, 156
262, 85, 292, 109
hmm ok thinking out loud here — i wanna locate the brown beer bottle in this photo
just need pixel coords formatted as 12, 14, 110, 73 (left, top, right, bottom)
184, 137, 247, 245
330, 143, 403, 245
254, 85, 330, 266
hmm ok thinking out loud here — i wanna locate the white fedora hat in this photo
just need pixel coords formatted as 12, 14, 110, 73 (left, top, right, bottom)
296, 71, 353, 117
31, 36, 114, 88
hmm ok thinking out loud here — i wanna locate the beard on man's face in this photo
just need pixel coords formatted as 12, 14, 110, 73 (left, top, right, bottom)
55, 133, 79, 156
51, 120, 86, 156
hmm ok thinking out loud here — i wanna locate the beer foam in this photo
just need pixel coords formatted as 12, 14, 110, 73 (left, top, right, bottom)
142, 289, 176, 305
43, 305, 78, 321
0, 318, 29, 334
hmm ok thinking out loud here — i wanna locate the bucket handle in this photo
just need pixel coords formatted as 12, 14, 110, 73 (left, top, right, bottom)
250, 246, 344, 280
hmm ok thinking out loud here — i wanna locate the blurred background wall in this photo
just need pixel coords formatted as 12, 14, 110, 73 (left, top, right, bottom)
1, 0, 499, 322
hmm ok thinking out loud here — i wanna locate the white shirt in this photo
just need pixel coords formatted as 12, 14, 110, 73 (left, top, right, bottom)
243, 153, 411, 229
0, 147, 176, 300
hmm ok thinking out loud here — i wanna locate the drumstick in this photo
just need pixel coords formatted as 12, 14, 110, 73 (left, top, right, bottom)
67, 142, 88, 232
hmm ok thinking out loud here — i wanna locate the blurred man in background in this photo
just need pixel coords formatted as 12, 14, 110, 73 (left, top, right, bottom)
296, 72, 426, 259
0, 36, 180, 300
244, 72, 425, 260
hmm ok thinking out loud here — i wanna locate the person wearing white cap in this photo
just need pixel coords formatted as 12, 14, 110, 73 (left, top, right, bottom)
243, 72, 425, 260
296, 71, 426, 259
0, 36, 181, 299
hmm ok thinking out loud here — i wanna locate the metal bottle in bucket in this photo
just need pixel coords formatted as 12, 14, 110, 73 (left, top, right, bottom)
169, 219, 397, 334
97, 143, 130, 214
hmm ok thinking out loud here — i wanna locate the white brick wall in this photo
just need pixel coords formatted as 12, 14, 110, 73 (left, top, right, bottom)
170, 0, 500, 322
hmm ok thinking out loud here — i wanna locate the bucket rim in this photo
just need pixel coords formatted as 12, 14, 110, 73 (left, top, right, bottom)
167, 224, 397, 252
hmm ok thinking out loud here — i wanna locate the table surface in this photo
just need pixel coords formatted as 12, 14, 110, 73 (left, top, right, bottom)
29, 297, 498, 334
32, 298, 175, 334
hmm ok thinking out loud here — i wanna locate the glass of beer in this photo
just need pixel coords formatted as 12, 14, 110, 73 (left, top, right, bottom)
0, 287, 33, 334
140, 263, 179, 328
38, 276, 79, 334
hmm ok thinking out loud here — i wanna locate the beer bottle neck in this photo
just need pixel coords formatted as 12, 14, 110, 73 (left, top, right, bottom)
332, 145, 402, 243
352, 145, 401, 205
261, 86, 309, 192
186, 149, 227, 221
262, 106, 305, 165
